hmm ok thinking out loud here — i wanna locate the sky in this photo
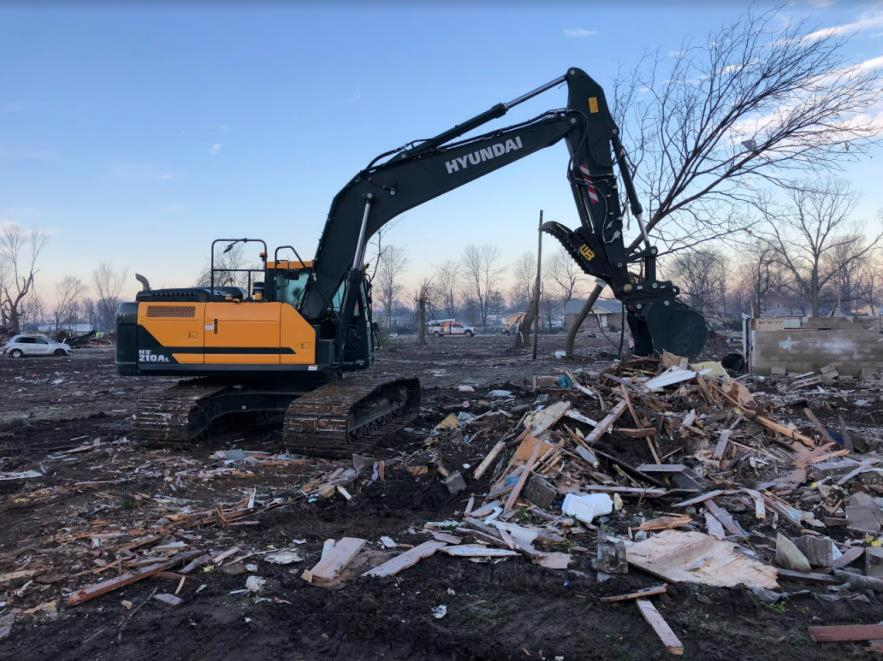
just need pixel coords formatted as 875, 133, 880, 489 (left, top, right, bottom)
1, 0, 882, 306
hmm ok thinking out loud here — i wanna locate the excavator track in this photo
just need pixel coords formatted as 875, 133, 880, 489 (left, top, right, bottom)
132, 380, 230, 446
131, 374, 420, 456
283, 373, 420, 458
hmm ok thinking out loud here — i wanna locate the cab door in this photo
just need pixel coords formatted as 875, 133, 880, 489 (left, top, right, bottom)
204, 302, 281, 365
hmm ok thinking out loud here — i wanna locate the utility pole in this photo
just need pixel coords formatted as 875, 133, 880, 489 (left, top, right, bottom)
532, 210, 543, 360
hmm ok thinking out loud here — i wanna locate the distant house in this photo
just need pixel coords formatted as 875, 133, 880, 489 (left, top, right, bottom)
563, 298, 623, 331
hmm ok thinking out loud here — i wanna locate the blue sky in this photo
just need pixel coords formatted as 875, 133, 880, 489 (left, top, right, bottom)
2, 1, 882, 301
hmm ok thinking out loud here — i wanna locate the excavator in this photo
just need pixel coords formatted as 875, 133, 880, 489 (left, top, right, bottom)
116, 67, 707, 456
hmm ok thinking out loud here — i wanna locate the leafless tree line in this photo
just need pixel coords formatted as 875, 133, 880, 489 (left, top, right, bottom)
0, 223, 129, 334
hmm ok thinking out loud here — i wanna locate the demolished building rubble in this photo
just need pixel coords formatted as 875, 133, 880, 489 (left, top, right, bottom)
1, 350, 882, 655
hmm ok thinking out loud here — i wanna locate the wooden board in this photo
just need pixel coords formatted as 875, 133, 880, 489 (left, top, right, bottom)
808, 624, 883, 642
601, 584, 667, 603
309, 537, 366, 585
66, 551, 201, 606
584, 400, 627, 444
363, 540, 447, 578
627, 530, 778, 589
635, 599, 684, 655
440, 544, 519, 558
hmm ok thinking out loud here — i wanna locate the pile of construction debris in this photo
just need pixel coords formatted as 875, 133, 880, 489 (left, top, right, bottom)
292, 352, 883, 653
4, 351, 882, 653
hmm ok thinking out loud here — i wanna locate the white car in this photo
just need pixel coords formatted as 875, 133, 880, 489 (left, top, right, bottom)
2, 334, 71, 358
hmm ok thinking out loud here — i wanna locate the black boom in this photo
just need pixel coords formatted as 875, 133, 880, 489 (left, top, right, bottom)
299, 68, 708, 359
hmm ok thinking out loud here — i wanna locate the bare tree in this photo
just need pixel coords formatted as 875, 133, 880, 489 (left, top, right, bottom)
670, 248, 728, 316
461, 244, 502, 329
414, 277, 434, 346
827, 234, 877, 315
510, 252, 537, 310
0, 224, 48, 334
195, 243, 255, 290
545, 247, 582, 304
375, 245, 408, 329
92, 263, 129, 331
737, 243, 785, 317
53, 276, 86, 335
762, 179, 881, 316
433, 260, 461, 319
566, 6, 883, 355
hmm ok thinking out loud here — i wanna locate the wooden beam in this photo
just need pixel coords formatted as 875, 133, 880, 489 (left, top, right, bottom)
363, 540, 447, 578
66, 551, 201, 606
504, 443, 541, 514
808, 624, 883, 642
601, 584, 667, 603
308, 537, 366, 585
636, 599, 684, 655
473, 440, 506, 480
584, 400, 628, 444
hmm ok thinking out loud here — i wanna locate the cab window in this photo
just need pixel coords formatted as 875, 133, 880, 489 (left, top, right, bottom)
276, 270, 307, 307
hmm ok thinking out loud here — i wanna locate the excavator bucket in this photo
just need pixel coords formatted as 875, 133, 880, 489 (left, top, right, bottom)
629, 300, 708, 360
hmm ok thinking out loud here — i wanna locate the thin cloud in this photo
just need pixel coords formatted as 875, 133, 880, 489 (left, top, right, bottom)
802, 10, 883, 42
563, 27, 598, 39
210, 143, 222, 155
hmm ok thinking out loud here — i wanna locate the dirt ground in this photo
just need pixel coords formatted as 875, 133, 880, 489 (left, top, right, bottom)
0, 333, 880, 660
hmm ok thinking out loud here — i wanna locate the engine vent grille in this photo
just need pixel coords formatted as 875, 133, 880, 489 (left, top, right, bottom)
146, 305, 196, 318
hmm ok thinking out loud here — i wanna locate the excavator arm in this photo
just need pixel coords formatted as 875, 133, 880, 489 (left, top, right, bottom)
301, 67, 707, 359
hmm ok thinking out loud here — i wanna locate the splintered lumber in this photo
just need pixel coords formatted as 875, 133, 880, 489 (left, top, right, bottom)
440, 544, 519, 558
601, 584, 668, 602
66, 551, 201, 606
584, 400, 627, 444
803, 408, 836, 445
644, 367, 696, 391
627, 530, 778, 589
703, 499, 748, 538
565, 485, 667, 497
638, 515, 692, 532
473, 440, 506, 480
504, 444, 541, 514
704, 510, 725, 540
309, 537, 366, 585
753, 414, 816, 448
363, 540, 447, 578
524, 401, 571, 436
671, 490, 726, 508
808, 624, 883, 643
635, 599, 684, 655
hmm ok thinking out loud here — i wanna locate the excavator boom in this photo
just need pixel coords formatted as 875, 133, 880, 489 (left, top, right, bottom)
301, 67, 707, 359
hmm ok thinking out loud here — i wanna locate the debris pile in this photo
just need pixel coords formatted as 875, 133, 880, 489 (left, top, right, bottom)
2, 347, 882, 655
292, 352, 883, 653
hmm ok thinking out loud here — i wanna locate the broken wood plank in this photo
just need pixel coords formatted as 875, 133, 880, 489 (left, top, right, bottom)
627, 530, 777, 589
363, 540, 447, 578
584, 400, 627, 444
601, 584, 667, 602
560, 485, 668, 497
832, 546, 864, 569
704, 510, 725, 540
671, 490, 726, 508
66, 551, 201, 606
504, 443, 541, 514
473, 440, 506, 480
440, 544, 519, 558
704, 499, 748, 538
808, 624, 883, 643
309, 537, 366, 585
638, 515, 692, 532
803, 408, 836, 445
635, 599, 684, 655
